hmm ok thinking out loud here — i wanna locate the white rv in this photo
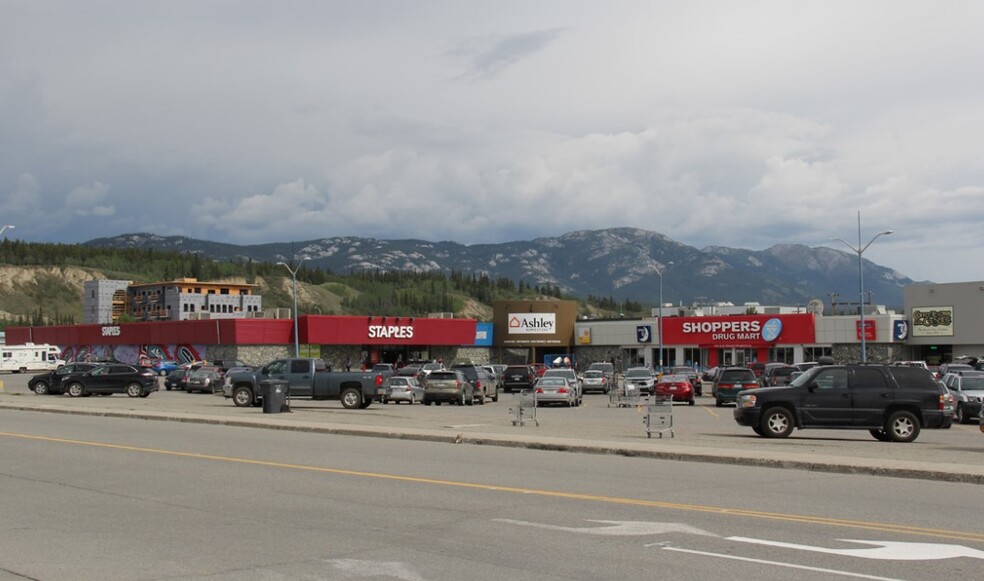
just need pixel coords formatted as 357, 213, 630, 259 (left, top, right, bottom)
0, 344, 65, 373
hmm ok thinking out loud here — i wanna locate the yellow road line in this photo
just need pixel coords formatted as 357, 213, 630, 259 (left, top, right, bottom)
4, 430, 983, 544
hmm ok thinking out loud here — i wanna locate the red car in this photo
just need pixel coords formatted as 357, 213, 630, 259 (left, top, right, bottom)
531, 363, 549, 377
654, 374, 695, 405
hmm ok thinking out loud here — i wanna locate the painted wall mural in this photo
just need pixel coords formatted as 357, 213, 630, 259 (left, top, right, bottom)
59, 344, 205, 365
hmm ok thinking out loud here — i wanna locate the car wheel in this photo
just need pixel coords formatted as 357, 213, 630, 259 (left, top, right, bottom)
165, 385, 172, 391
715, 395, 723, 407
752, 426, 764, 436
465, 392, 473, 406
884, 410, 920, 442
67, 382, 84, 398
126, 383, 143, 398
33, 382, 49, 395
869, 429, 892, 442
491, 388, 499, 403
341, 388, 364, 409
409, 394, 416, 405
688, 398, 695, 406
760, 407, 794, 438
232, 387, 254, 407
477, 393, 485, 405
955, 404, 969, 424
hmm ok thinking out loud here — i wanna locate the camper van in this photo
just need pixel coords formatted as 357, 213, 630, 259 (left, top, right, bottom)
0, 344, 65, 373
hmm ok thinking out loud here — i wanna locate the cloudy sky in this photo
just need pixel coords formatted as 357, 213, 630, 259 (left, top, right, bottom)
2, 1, 982, 283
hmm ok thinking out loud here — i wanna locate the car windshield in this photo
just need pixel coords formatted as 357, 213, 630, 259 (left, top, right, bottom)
626, 369, 651, 378
659, 375, 685, 383
583, 371, 604, 378
720, 370, 755, 382
539, 378, 567, 387
962, 377, 984, 390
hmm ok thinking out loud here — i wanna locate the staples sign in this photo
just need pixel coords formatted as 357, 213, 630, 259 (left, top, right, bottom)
508, 313, 556, 335
368, 325, 414, 339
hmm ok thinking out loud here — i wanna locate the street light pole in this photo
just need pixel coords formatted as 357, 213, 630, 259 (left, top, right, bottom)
0, 224, 14, 237
656, 261, 673, 373
831, 211, 893, 364
277, 258, 307, 358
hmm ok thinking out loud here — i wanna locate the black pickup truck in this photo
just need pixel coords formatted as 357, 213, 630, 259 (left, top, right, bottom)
222, 358, 387, 409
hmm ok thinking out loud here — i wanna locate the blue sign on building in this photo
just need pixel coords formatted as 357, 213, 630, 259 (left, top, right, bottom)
893, 320, 909, 341
473, 322, 494, 346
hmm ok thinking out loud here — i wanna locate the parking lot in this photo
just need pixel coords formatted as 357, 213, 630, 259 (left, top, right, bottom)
1, 372, 982, 483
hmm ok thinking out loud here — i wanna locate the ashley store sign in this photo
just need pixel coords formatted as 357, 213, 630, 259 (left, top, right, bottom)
508, 313, 557, 335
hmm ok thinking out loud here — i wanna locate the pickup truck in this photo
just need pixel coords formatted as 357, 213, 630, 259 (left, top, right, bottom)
222, 358, 384, 409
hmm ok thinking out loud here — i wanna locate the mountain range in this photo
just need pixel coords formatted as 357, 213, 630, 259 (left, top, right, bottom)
84, 228, 915, 309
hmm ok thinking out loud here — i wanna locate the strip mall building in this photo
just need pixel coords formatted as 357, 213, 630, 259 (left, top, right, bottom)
6, 296, 933, 369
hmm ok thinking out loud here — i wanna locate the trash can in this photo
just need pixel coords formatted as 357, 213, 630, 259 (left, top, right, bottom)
260, 379, 289, 414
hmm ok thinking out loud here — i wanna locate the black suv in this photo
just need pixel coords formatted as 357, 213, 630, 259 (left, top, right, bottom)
502, 365, 536, 393
733, 364, 950, 442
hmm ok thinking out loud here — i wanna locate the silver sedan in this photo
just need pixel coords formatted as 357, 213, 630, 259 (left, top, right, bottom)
534, 376, 578, 407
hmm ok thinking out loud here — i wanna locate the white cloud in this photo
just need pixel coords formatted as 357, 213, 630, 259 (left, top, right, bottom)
1, 1, 983, 283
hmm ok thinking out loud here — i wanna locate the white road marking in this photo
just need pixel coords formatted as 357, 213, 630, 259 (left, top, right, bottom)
663, 547, 906, 581
326, 559, 425, 580
728, 536, 984, 561
494, 519, 717, 537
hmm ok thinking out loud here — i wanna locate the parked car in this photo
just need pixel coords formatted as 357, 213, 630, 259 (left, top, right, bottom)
502, 365, 537, 393
29, 363, 101, 395
712, 367, 759, 407
420, 362, 445, 376
164, 368, 191, 391
939, 363, 975, 376
381, 376, 424, 404
734, 364, 952, 442
422, 370, 473, 406
670, 366, 702, 396
450, 363, 499, 404
624, 367, 656, 395
760, 364, 797, 387
580, 370, 610, 394
748, 362, 766, 378
795, 362, 820, 372
396, 365, 423, 379
185, 366, 224, 394
941, 372, 984, 423
210, 359, 248, 372
541, 368, 582, 404
654, 374, 695, 405
587, 362, 615, 383
151, 359, 183, 376
61, 364, 158, 398
534, 376, 579, 406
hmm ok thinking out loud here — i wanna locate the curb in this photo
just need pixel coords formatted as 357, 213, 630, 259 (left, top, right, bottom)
4, 403, 983, 485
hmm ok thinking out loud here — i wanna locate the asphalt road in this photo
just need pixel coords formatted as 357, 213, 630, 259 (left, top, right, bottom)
1, 410, 982, 581
2, 373, 982, 484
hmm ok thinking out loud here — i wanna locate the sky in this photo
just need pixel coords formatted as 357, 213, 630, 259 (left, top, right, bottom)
2, 1, 983, 283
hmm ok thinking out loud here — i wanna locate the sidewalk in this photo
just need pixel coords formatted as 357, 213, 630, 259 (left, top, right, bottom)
2, 394, 982, 485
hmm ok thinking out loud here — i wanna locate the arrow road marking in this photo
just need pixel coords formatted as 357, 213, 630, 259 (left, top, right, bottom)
663, 547, 905, 581
728, 536, 984, 561
494, 519, 717, 537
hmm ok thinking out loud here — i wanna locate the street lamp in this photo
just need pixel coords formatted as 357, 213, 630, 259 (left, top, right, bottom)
277, 258, 307, 358
0, 224, 14, 237
831, 211, 893, 364
656, 261, 673, 372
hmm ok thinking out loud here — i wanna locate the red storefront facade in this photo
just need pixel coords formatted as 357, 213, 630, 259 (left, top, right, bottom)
5, 316, 478, 366
662, 313, 817, 368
